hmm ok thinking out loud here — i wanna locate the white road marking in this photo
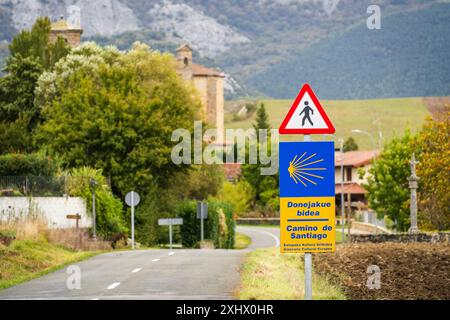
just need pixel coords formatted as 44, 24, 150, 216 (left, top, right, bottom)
239, 227, 280, 247
132, 268, 142, 273
169, 252, 175, 256
107, 282, 120, 290
152, 259, 160, 262
91, 298, 100, 300
251, 229, 280, 247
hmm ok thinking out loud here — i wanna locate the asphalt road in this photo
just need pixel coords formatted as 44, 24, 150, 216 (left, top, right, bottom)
0, 226, 280, 300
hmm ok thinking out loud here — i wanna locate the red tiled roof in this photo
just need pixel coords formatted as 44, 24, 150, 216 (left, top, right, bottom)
335, 150, 379, 167
335, 183, 367, 195
223, 163, 242, 180
192, 63, 225, 78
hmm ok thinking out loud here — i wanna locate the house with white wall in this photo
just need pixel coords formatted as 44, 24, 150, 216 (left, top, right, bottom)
334, 150, 379, 214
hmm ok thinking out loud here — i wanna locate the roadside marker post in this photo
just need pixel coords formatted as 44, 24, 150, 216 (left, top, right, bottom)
158, 218, 183, 249
197, 202, 208, 242
278, 84, 336, 301
125, 191, 140, 249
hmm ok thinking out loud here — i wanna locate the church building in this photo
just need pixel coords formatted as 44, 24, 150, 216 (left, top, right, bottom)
175, 44, 225, 143
50, 17, 225, 143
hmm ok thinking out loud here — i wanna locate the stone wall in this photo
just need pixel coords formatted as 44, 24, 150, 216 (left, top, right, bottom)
350, 232, 450, 244
49, 30, 82, 48
352, 221, 391, 234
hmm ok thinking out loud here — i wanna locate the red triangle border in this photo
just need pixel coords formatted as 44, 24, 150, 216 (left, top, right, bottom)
278, 84, 335, 135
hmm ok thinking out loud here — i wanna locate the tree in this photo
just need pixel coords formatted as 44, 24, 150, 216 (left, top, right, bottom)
64, 167, 127, 237
0, 56, 42, 125
363, 106, 450, 232
215, 180, 255, 216
362, 130, 417, 231
36, 42, 202, 198
134, 165, 224, 246
0, 152, 59, 177
241, 103, 279, 215
253, 103, 271, 131
416, 108, 450, 230
0, 17, 70, 154
343, 137, 358, 152
0, 115, 34, 154
8, 17, 69, 70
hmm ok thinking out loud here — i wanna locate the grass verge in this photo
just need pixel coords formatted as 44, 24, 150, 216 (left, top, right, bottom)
0, 238, 101, 290
235, 233, 252, 249
236, 247, 346, 300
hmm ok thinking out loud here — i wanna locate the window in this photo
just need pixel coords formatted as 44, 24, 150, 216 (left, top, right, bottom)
184, 57, 189, 66
346, 167, 352, 182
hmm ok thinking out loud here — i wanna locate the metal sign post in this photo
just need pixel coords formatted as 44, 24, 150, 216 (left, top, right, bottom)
278, 84, 336, 302
92, 191, 96, 239
158, 218, 183, 249
339, 138, 345, 243
90, 179, 97, 240
304, 134, 313, 301
197, 202, 208, 242
125, 191, 140, 249
305, 251, 313, 300
169, 223, 173, 249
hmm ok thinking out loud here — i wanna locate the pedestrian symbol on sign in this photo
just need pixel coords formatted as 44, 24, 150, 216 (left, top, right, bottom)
300, 101, 314, 127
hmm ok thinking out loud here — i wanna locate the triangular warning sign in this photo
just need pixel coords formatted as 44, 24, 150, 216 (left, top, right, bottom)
279, 84, 335, 135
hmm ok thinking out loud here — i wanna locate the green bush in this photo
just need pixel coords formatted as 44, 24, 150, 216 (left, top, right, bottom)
0, 152, 59, 176
214, 181, 254, 217
177, 200, 235, 249
134, 182, 172, 247
64, 167, 127, 238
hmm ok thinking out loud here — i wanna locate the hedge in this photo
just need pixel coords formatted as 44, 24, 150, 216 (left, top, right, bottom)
0, 153, 59, 176
177, 200, 235, 249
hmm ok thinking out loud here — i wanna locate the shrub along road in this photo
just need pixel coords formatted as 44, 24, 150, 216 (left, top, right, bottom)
0, 226, 279, 300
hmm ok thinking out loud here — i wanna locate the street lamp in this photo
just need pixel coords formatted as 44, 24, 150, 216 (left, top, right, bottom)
351, 129, 377, 164
89, 178, 97, 240
351, 129, 376, 150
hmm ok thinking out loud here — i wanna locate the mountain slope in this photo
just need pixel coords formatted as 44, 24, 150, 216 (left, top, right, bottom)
0, 0, 448, 99
246, 2, 450, 99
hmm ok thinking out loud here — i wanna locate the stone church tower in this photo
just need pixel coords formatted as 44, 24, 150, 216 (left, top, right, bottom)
49, 15, 83, 48
176, 44, 225, 143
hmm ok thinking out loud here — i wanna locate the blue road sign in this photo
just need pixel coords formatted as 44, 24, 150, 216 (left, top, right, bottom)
279, 141, 336, 253
279, 141, 335, 198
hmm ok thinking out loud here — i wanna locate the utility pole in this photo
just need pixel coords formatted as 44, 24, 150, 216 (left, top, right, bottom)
339, 138, 345, 242
324, 134, 345, 242
408, 153, 420, 234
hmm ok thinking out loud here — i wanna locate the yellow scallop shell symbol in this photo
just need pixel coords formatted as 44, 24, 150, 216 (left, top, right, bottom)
288, 152, 326, 187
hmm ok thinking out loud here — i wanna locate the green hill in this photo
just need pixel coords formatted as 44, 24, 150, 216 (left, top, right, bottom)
1, 0, 448, 99
247, 2, 450, 99
225, 97, 431, 150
